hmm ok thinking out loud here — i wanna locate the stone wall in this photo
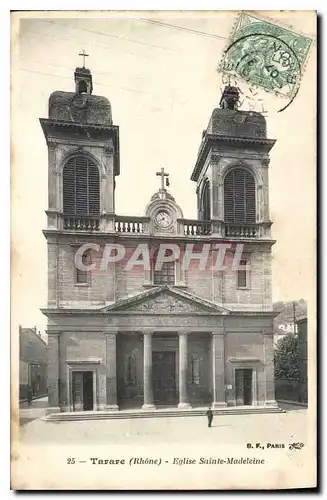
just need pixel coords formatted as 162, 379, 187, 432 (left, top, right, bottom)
50, 235, 272, 312
58, 330, 107, 410
117, 333, 143, 408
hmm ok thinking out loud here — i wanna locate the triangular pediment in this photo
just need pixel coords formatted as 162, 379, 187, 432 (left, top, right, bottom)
102, 286, 229, 315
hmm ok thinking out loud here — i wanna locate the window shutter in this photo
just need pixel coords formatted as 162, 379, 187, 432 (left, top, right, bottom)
75, 157, 88, 215
63, 156, 100, 216
152, 248, 175, 285
224, 169, 256, 224
63, 161, 75, 215
153, 261, 175, 285
201, 180, 211, 221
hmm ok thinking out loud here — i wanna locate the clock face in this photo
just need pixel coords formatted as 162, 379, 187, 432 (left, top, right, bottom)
155, 210, 172, 228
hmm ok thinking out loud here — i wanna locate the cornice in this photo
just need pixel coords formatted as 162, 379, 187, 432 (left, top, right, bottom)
42, 227, 276, 248
39, 118, 120, 176
229, 311, 280, 318
40, 118, 119, 133
191, 134, 276, 182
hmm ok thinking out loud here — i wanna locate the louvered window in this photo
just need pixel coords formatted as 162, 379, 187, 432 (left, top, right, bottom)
224, 169, 256, 223
63, 156, 100, 216
201, 179, 211, 221
152, 248, 175, 285
153, 262, 175, 285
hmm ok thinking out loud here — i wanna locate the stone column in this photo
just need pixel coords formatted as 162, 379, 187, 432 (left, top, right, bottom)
46, 331, 61, 414
263, 330, 277, 406
178, 332, 191, 409
142, 332, 155, 410
104, 329, 119, 410
211, 329, 227, 408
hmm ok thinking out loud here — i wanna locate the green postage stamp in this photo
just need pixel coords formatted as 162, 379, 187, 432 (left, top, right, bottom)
220, 13, 313, 102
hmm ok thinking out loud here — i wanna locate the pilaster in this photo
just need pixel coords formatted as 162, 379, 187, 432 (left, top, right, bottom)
211, 329, 227, 408
178, 332, 191, 409
104, 328, 119, 410
263, 330, 277, 406
46, 330, 61, 414
142, 332, 155, 410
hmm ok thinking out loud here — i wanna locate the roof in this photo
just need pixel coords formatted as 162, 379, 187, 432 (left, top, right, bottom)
48, 91, 112, 126
296, 316, 308, 324
208, 108, 267, 139
19, 327, 48, 346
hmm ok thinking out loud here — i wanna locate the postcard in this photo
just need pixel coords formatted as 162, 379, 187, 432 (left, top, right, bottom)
11, 10, 316, 490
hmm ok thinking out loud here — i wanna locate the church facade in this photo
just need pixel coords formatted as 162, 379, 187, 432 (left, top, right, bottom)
41, 64, 277, 414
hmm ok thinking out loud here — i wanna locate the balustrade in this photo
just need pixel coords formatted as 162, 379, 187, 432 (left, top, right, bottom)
115, 217, 148, 234
224, 223, 258, 238
63, 216, 100, 231
182, 219, 211, 236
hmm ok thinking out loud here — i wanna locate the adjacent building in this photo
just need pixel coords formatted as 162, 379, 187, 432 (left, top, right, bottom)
41, 64, 277, 414
19, 326, 47, 400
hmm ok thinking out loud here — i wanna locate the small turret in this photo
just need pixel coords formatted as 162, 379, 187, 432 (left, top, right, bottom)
219, 85, 240, 110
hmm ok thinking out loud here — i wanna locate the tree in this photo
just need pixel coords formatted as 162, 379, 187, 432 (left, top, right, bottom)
274, 333, 300, 379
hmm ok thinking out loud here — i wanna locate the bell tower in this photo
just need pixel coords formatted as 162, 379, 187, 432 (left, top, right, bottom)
40, 58, 120, 312
192, 85, 275, 240
191, 85, 276, 311
40, 57, 120, 234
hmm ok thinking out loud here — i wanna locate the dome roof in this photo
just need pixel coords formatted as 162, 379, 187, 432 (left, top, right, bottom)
48, 91, 112, 125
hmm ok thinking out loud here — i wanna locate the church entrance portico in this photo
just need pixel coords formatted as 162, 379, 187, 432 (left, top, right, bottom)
107, 285, 229, 411
117, 326, 213, 411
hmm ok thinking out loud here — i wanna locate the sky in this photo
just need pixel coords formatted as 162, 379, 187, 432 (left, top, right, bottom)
11, 12, 316, 333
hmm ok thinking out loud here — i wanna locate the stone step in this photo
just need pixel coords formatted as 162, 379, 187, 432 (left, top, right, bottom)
45, 406, 284, 422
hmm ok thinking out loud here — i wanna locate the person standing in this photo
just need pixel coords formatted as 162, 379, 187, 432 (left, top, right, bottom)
206, 406, 213, 427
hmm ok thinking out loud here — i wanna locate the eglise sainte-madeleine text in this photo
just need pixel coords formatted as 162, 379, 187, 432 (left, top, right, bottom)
88, 457, 265, 465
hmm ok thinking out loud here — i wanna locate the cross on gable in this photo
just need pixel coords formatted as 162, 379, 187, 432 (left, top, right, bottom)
79, 50, 89, 68
156, 167, 170, 191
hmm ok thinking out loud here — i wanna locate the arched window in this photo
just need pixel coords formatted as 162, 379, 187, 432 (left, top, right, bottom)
224, 168, 256, 224
63, 156, 100, 216
201, 179, 211, 221
76, 248, 92, 284
78, 80, 87, 94
151, 247, 175, 286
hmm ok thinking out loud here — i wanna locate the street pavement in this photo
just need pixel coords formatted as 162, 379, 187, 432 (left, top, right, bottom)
15, 406, 314, 490
19, 396, 49, 426
19, 405, 308, 446
18, 398, 306, 428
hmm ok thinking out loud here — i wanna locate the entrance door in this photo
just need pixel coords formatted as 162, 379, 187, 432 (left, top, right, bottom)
235, 368, 253, 406
243, 369, 253, 405
72, 371, 94, 411
153, 351, 177, 405
83, 371, 94, 410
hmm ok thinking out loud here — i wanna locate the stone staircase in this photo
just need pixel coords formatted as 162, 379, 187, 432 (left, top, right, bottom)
45, 405, 284, 422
